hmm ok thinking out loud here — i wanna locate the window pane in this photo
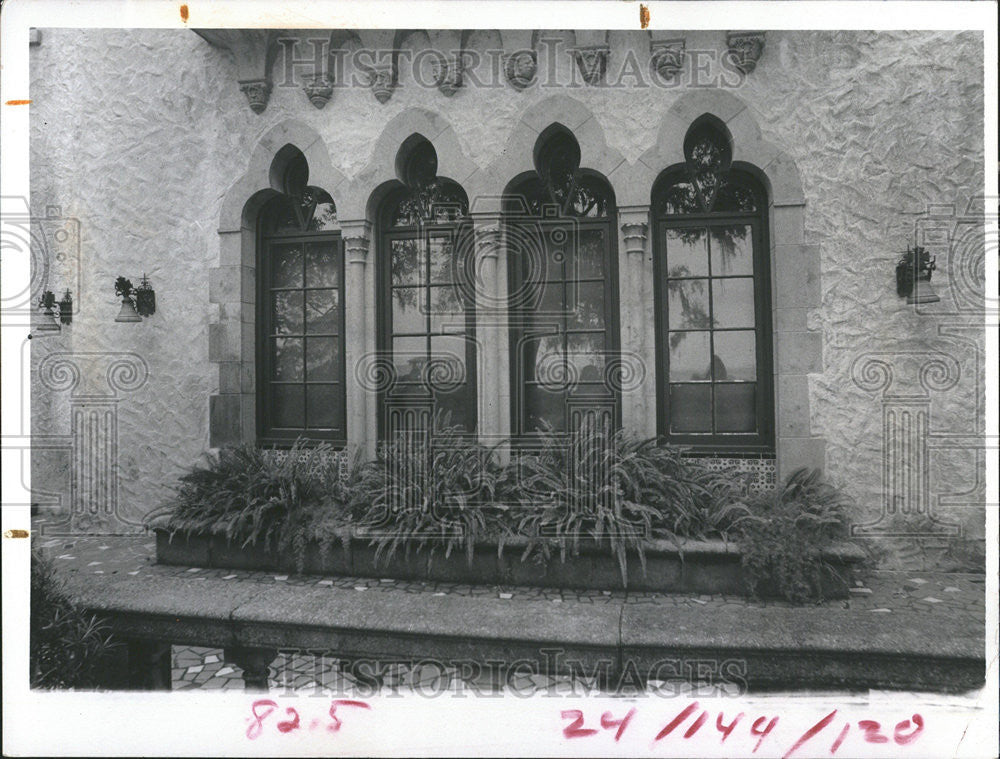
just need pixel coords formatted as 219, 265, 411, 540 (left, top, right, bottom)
391, 238, 425, 286
310, 201, 339, 232
429, 335, 469, 390
272, 385, 305, 428
273, 337, 303, 381
576, 229, 605, 277
668, 331, 711, 381
392, 288, 425, 334
305, 290, 339, 333
306, 337, 339, 381
566, 332, 605, 383
669, 384, 712, 432
271, 243, 303, 288
715, 384, 757, 432
304, 242, 338, 287
712, 278, 756, 328
428, 236, 455, 284
713, 331, 756, 381
569, 282, 606, 330
666, 279, 711, 329
429, 284, 463, 314
524, 384, 566, 432
272, 291, 303, 335
306, 385, 339, 429
392, 335, 427, 383
527, 334, 564, 387
535, 277, 564, 315
710, 225, 753, 275
665, 228, 708, 277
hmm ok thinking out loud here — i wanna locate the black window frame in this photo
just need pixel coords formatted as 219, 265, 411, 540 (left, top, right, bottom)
375, 183, 478, 441
652, 168, 774, 453
504, 172, 622, 440
256, 195, 347, 447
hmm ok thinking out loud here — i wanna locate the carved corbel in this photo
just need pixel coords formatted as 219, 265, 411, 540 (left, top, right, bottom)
434, 54, 464, 97
573, 45, 609, 85
650, 38, 685, 81
195, 30, 275, 114
504, 49, 538, 90
368, 62, 396, 104
725, 31, 766, 75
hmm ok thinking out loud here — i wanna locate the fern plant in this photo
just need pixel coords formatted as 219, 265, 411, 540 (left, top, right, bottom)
736, 467, 853, 602
351, 413, 503, 568
497, 421, 745, 586
147, 439, 356, 572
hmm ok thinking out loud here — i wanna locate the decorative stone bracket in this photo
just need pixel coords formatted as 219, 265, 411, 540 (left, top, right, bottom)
369, 62, 396, 104
434, 55, 464, 97
725, 31, 766, 75
650, 38, 686, 81
195, 30, 276, 113
573, 45, 609, 85
504, 50, 538, 90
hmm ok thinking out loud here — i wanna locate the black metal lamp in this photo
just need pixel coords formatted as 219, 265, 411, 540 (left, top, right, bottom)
135, 273, 156, 317
36, 288, 73, 331
895, 245, 940, 304
57, 289, 73, 325
114, 276, 142, 322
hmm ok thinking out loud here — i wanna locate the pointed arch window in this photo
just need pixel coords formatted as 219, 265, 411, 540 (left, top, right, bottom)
504, 128, 620, 436
257, 149, 345, 445
377, 138, 477, 437
653, 118, 773, 450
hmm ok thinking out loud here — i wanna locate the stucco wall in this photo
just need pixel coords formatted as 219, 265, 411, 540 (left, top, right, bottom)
29, 29, 985, 558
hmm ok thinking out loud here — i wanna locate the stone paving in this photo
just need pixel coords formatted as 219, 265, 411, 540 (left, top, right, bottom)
34, 533, 986, 695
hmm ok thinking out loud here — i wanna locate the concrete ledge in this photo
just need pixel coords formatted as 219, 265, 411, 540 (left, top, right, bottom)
61, 570, 985, 693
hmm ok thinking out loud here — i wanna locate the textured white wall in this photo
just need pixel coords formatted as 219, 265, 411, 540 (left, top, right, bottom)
29, 29, 985, 555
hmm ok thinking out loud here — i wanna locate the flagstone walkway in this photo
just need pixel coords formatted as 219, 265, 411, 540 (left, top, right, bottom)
34, 533, 987, 695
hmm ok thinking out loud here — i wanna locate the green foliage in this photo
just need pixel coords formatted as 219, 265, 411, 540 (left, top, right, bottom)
351, 414, 502, 568
497, 421, 745, 586
31, 549, 120, 689
147, 439, 357, 572
736, 467, 852, 603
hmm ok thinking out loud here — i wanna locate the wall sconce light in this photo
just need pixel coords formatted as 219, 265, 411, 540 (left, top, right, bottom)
114, 275, 156, 322
895, 245, 940, 304
36, 289, 73, 331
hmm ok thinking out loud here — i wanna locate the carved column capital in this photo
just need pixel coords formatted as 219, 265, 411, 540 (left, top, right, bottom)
472, 217, 503, 261
341, 221, 373, 265
621, 222, 649, 256
725, 31, 766, 74
238, 78, 272, 114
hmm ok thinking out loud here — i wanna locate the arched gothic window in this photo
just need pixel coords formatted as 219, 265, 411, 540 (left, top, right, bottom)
377, 138, 476, 437
504, 128, 620, 436
257, 148, 345, 445
652, 118, 774, 450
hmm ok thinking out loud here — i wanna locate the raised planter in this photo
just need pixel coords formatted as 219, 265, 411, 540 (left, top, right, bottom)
152, 521, 865, 598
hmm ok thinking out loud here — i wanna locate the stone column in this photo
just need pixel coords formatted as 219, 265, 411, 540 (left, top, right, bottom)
224, 646, 278, 692
617, 205, 655, 438
341, 221, 373, 458
471, 215, 508, 445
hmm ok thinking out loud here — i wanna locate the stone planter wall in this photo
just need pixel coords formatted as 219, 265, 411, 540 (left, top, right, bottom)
154, 527, 864, 598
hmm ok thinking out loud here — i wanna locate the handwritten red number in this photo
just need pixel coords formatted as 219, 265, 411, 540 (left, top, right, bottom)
750, 716, 779, 753
683, 711, 709, 739
716, 711, 744, 743
655, 702, 700, 741
894, 714, 924, 745
830, 723, 850, 754
561, 710, 598, 739
858, 720, 890, 744
328, 700, 372, 733
276, 707, 300, 733
782, 709, 837, 759
246, 699, 278, 740
600, 708, 636, 742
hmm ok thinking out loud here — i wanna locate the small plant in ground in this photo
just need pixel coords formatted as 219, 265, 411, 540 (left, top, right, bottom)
497, 421, 746, 586
31, 549, 121, 689
736, 467, 853, 603
146, 439, 356, 572
351, 412, 502, 568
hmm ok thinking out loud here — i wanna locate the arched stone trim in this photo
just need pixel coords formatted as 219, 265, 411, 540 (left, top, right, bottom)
342, 109, 479, 221
641, 91, 822, 480
479, 95, 628, 212
210, 122, 346, 448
